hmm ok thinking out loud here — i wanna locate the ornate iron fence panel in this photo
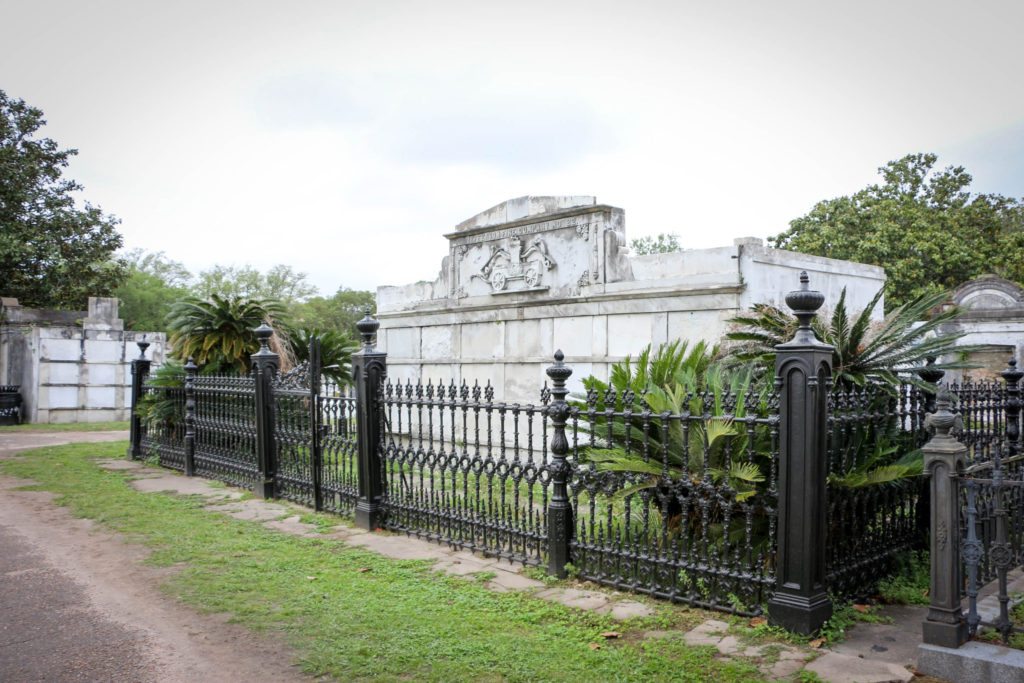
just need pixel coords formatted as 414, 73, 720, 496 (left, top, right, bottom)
958, 445, 1024, 644
320, 379, 358, 515
825, 382, 927, 597
139, 379, 187, 471
271, 361, 319, 508
567, 385, 781, 615
379, 379, 552, 566
952, 379, 1006, 447
193, 375, 260, 488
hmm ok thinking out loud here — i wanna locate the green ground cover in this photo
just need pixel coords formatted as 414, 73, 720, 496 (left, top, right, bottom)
1, 442, 767, 682
0, 421, 129, 432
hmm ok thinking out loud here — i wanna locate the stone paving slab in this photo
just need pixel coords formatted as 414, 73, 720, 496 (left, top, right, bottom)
534, 587, 610, 611
597, 600, 654, 621
831, 604, 927, 668
805, 652, 915, 683
263, 516, 321, 538
128, 473, 243, 500
485, 568, 545, 592
207, 500, 291, 522
96, 459, 144, 470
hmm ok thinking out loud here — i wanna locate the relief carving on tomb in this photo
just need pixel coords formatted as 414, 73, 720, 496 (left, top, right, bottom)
472, 235, 556, 293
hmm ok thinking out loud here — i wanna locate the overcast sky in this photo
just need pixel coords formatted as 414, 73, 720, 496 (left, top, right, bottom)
3, 1, 1022, 295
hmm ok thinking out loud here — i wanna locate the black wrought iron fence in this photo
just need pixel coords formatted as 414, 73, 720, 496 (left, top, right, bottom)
138, 378, 186, 470
273, 365, 318, 508
922, 383, 1024, 651
566, 383, 780, 614
319, 380, 359, 516
193, 374, 260, 488
128, 277, 1024, 636
379, 379, 552, 566
825, 382, 930, 597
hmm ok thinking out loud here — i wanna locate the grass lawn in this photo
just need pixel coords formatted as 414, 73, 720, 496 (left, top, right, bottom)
0, 420, 129, 432
1, 441, 767, 682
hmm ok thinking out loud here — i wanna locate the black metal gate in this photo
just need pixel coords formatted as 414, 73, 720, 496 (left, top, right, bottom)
271, 339, 359, 513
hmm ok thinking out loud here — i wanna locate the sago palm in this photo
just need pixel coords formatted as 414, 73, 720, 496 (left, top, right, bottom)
166, 294, 288, 375
725, 287, 976, 389
286, 327, 359, 386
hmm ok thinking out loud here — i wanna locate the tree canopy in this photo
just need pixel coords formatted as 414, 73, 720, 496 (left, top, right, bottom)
192, 264, 317, 305
114, 250, 191, 331
291, 287, 376, 337
770, 153, 1024, 310
630, 233, 682, 256
0, 89, 126, 308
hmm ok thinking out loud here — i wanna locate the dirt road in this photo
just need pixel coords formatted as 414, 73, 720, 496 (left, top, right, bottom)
0, 432, 308, 683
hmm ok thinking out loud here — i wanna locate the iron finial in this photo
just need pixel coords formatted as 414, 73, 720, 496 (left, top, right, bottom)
356, 310, 379, 349
1002, 356, 1023, 385
136, 334, 151, 359
254, 322, 274, 352
784, 271, 825, 343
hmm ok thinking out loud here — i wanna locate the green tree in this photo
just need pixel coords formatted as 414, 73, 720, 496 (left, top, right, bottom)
771, 153, 1024, 310
292, 286, 375, 336
630, 233, 682, 256
0, 89, 126, 308
115, 250, 191, 331
193, 264, 317, 305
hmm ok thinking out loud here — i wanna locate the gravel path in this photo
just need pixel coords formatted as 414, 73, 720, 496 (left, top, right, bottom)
0, 431, 308, 683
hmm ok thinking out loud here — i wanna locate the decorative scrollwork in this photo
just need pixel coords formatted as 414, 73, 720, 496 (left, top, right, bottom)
274, 361, 312, 391
989, 542, 1014, 569
962, 539, 984, 565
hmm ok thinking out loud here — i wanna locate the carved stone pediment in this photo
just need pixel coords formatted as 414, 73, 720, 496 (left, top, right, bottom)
443, 196, 628, 300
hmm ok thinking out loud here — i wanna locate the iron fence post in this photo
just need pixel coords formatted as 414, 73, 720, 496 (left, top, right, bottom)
545, 350, 574, 578
1001, 357, 1022, 456
921, 389, 968, 648
127, 338, 152, 460
353, 312, 387, 530
916, 356, 946, 540
184, 357, 197, 476
251, 323, 279, 499
309, 335, 324, 512
767, 272, 834, 635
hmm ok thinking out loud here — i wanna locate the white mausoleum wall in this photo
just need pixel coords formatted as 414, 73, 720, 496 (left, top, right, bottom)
376, 196, 885, 403
939, 276, 1024, 381
0, 297, 166, 423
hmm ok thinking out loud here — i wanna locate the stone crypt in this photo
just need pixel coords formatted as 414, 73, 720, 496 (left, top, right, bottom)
377, 196, 886, 403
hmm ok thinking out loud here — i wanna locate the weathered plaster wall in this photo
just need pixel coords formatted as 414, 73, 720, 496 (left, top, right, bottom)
0, 297, 166, 423
376, 196, 886, 403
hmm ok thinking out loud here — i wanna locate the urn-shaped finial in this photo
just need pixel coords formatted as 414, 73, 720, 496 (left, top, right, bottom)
254, 323, 274, 352
136, 334, 151, 359
356, 309, 379, 349
784, 272, 825, 342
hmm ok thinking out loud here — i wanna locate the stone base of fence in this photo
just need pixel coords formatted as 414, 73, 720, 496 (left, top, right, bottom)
918, 641, 1024, 683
